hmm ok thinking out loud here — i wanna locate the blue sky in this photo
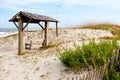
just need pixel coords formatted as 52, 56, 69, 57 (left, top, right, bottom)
0, 0, 120, 28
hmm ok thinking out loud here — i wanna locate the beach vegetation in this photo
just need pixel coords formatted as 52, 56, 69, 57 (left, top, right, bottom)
40, 74, 44, 77
70, 23, 120, 40
82, 23, 120, 40
60, 39, 120, 80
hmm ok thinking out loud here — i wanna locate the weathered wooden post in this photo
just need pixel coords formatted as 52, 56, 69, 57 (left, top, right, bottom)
56, 22, 58, 37
43, 21, 48, 46
18, 16, 24, 55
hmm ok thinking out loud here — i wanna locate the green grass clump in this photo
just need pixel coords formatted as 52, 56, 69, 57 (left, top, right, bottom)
60, 39, 117, 70
60, 39, 120, 80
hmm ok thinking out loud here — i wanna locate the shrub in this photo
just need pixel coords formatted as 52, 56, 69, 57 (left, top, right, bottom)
60, 39, 120, 79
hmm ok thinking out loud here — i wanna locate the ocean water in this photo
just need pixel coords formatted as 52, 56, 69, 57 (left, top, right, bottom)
0, 28, 18, 38
0, 28, 17, 32
0, 28, 41, 38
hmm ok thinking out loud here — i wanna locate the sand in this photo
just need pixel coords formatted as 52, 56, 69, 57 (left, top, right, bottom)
0, 28, 115, 80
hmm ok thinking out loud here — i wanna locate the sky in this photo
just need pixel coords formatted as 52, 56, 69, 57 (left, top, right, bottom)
0, 0, 120, 28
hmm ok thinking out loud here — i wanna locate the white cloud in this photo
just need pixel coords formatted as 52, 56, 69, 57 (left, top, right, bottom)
0, 0, 54, 13
1, 0, 58, 5
1, 0, 120, 11
63, 0, 120, 8
1, 0, 120, 7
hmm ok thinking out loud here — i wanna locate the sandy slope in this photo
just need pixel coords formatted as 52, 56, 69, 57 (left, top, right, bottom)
0, 28, 114, 80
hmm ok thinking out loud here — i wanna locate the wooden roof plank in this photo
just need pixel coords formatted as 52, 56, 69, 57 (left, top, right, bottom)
9, 11, 58, 23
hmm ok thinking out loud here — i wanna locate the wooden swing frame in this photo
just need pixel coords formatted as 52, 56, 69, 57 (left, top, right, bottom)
9, 11, 58, 55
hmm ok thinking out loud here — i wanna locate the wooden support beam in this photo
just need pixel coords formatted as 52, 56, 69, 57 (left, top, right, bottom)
13, 22, 19, 29
38, 23, 45, 30
22, 19, 31, 31
56, 22, 58, 37
43, 21, 48, 46
18, 18, 24, 55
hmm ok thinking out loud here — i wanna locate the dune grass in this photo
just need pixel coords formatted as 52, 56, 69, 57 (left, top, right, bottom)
60, 39, 120, 80
72, 23, 120, 40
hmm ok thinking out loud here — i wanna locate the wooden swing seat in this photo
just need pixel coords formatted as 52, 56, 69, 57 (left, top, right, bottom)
25, 41, 32, 50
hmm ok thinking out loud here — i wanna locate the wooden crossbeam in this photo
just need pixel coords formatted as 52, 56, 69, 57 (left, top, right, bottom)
13, 22, 19, 29
38, 23, 45, 30
22, 19, 31, 31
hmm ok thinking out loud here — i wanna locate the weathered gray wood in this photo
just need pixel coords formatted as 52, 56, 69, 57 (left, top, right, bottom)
9, 11, 59, 55
43, 21, 48, 46
56, 22, 58, 37
18, 18, 24, 55
13, 22, 19, 29
69, 66, 105, 80
38, 23, 45, 30
22, 19, 31, 31
9, 11, 58, 23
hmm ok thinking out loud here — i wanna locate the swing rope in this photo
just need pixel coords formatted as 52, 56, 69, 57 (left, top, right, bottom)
27, 25, 29, 40
41, 22, 44, 39
25, 26, 32, 50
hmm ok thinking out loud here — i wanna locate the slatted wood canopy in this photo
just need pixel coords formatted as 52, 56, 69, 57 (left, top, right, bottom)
9, 11, 58, 55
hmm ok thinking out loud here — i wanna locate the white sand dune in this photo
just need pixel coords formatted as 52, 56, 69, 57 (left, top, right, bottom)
0, 28, 115, 80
